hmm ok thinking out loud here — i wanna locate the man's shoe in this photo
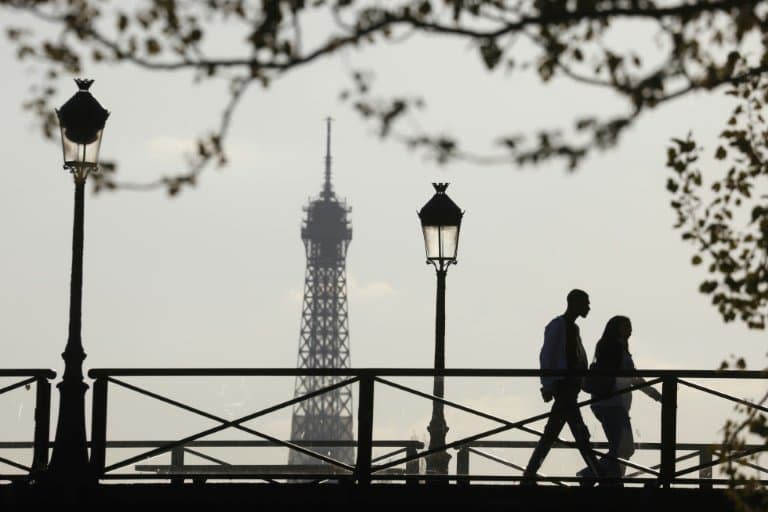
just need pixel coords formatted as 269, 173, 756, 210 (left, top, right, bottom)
576, 467, 597, 488
519, 472, 538, 486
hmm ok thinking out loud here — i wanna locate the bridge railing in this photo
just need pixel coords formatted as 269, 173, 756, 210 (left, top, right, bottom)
455, 441, 724, 488
0, 369, 55, 479
81, 368, 768, 487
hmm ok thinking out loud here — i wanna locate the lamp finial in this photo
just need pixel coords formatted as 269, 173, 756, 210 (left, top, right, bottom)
432, 183, 449, 194
74, 78, 94, 91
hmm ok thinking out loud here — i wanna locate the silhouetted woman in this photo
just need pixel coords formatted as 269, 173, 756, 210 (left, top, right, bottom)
581, 316, 661, 485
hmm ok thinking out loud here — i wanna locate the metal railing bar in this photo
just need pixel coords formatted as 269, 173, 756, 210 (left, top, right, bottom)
678, 379, 768, 414
108, 375, 358, 427
375, 377, 660, 428
104, 376, 358, 473
230, 431, 354, 473
724, 457, 768, 474
466, 447, 566, 487
299, 478, 326, 485
466, 447, 525, 472
20, 450, 762, 485
0, 370, 55, 379
373, 377, 662, 474
0, 454, 30, 472
371, 447, 408, 464
459, 440, 722, 451
375, 376, 522, 425
106, 377, 354, 470
674, 477, 768, 485
625, 451, 700, 478
107, 425, 353, 475
514, 423, 658, 477
88, 368, 768, 379
460, 426, 656, 477
100, 473, 353, 481
182, 448, 231, 466
64, 440, 421, 449
375, 424, 656, 478
181, 448, 279, 484
0, 377, 37, 397
374, 424, 512, 473
363, 474, 663, 485
676, 445, 768, 477
712, 448, 768, 474
0, 440, 422, 450
0, 440, 731, 451
97, 473, 768, 485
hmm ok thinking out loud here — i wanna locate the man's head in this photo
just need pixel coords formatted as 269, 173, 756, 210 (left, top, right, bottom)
566, 289, 590, 318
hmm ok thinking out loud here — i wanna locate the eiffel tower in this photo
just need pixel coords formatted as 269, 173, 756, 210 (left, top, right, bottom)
288, 119, 354, 465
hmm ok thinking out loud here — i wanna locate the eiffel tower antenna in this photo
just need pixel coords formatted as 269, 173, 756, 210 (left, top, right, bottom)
322, 116, 333, 198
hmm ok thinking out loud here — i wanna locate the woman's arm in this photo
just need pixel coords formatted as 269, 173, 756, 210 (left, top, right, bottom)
633, 377, 662, 402
627, 352, 662, 402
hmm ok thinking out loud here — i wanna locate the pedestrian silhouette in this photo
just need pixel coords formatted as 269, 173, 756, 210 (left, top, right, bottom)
578, 316, 662, 486
521, 289, 602, 485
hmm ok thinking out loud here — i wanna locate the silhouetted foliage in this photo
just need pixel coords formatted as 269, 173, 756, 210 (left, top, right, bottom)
666, 69, 767, 331
2, 0, 766, 328
718, 357, 768, 511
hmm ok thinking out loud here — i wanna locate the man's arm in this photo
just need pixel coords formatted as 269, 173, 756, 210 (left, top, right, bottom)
539, 319, 564, 395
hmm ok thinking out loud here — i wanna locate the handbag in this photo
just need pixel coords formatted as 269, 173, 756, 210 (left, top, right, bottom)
582, 361, 615, 397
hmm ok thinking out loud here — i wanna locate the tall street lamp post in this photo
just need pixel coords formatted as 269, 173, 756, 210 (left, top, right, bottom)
48, 79, 109, 482
418, 183, 463, 476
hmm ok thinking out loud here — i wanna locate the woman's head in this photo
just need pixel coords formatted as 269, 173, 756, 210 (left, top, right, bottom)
601, 315, 632, 342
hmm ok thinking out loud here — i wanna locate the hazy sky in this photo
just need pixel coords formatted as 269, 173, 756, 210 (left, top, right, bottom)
0, 10, 765, 474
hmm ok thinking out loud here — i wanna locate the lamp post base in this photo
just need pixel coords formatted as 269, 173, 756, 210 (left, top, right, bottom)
426, 418, 451, 476
48, 379, 91, 482
424, 450, 452, 477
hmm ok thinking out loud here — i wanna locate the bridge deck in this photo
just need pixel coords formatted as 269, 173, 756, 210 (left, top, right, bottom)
0, 483, 739, 511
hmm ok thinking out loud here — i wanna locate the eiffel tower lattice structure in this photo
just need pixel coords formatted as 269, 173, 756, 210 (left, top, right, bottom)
288, 118, 354, 465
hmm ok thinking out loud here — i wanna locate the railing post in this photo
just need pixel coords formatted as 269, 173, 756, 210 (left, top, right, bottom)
171, 446, 185, 485
405, 444, 419, 486
699, 447, 713, 489
32, 376, 52, 472
89, 376, 108, 478
660, 376, 678, 488
456, 445, 470, 487
355, 375, 374, 486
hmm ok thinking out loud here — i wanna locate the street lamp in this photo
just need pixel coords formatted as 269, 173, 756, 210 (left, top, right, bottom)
48, 79, 109, 482
418, 183, 463, 476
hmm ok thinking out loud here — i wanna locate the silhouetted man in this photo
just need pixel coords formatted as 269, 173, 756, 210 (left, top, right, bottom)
521, 289, 601, 484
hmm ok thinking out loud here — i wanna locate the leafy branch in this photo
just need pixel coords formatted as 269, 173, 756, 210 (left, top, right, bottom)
3, 0, 767, 192
666, 65, 768, 329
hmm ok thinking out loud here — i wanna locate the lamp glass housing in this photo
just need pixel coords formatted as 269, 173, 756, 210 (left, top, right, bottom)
59, 126, 104, 170
56, 79, 109, 171
418, 183, 463, 265
422, 224, 460, 262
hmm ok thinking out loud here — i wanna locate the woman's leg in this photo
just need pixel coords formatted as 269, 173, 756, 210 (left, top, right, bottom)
593, 406, 625, 482
615, 410, 635, 477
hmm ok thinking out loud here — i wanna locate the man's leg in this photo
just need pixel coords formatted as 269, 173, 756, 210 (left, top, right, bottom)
564, 392, 601, 479
522, 394, 568, 480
